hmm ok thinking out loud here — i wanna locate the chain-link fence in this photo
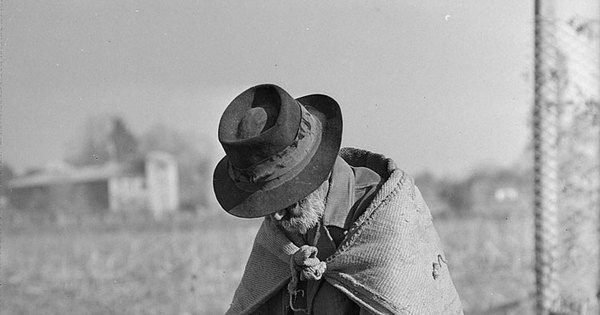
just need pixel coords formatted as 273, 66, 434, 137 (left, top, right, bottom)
533, 0, 600, 314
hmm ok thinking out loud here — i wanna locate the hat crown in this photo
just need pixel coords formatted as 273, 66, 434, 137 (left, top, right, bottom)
218, 84, 301, 169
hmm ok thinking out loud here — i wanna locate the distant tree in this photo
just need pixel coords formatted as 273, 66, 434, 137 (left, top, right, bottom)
414, 171, 436, 189
110, 118, 139, 162
437, 178, 473, 217
414, 171, 450, 217
66, 114, 139, 166
139, 124, 189, 156
0, 163, 14, 196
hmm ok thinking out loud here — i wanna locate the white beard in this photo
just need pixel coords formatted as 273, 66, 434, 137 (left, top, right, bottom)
271, 182, 327, 235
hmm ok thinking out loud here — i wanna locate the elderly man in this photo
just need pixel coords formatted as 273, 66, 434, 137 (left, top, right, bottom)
213, 84, 463, 314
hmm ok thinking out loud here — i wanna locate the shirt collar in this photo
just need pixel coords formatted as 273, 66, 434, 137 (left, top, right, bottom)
322, 156, 383, 229
322, 157, 355, 228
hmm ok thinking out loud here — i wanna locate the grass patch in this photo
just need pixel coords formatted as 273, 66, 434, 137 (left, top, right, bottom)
3, 211, 535, 314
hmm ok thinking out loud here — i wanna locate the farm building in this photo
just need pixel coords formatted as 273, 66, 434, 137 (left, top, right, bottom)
7, 152, 179, 219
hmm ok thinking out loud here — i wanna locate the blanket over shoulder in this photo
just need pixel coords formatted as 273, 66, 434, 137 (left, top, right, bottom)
226, 148, 463, 315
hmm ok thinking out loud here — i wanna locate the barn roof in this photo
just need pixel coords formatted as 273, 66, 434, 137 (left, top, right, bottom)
8, 161, 143, 189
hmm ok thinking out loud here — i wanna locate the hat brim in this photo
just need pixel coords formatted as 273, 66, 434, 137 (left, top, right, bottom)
213, 94, 342, 218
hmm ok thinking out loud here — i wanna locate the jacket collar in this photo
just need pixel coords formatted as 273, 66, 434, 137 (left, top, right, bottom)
322, 157, 356, 228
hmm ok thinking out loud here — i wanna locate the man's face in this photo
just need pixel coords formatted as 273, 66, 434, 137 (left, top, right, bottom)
269, 180, 328, 235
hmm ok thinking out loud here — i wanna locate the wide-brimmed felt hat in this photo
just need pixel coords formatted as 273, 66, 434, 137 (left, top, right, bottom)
213, 84, 342, 218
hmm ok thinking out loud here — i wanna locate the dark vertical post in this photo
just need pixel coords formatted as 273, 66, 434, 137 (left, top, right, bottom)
533, 0, 560, 314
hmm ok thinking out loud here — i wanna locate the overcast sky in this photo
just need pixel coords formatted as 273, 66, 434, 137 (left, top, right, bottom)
4, 0, 533, 177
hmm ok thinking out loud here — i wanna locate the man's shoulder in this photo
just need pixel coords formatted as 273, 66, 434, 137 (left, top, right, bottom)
339, 147, 412, 193
339, 147, 400, 179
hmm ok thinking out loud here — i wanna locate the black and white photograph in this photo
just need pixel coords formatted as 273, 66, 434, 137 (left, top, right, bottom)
2, 1, 600, 314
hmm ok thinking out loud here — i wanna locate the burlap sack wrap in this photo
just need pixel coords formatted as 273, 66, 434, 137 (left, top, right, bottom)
226, 148, 463, 315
